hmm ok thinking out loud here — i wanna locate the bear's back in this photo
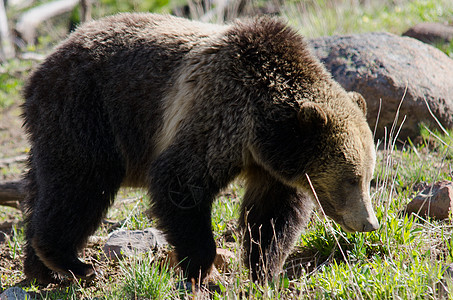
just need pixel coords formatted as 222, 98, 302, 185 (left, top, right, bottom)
22, 14, 229, 187
24, 13, 227, 104
66, 13, 226, 55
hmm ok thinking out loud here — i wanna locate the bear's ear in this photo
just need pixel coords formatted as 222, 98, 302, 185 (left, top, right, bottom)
349, 91, 367, 115
298, 102, 328, 130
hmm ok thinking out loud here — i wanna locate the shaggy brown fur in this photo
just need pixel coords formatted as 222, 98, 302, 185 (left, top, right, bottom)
22, 13, 378, 284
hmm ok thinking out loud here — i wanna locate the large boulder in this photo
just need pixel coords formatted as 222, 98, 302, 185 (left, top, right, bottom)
309, 32, 453, 139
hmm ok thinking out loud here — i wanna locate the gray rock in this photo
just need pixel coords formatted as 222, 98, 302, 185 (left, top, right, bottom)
0, 287, 30, 300
103, 227, 167, 261
309, 32, 453, 139
404, 181, 453, 220
403, 22, 453, 45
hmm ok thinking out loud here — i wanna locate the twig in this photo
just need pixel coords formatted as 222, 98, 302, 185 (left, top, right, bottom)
0, 154, 28, 166
423, 97, 449, 137
19, 52, 45, 61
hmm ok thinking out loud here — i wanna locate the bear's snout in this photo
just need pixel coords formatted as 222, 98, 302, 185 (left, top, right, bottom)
341, 199, 379, 233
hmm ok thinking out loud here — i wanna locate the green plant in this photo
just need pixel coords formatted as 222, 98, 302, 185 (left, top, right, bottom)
119, 252, 179, 299
437, 39, 453, 58
0, 59, 34, 109
283, 0, 453, 38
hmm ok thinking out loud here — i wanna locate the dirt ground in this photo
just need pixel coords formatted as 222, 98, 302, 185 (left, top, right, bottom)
0, 103, 29, 181
0, 103, 28, 287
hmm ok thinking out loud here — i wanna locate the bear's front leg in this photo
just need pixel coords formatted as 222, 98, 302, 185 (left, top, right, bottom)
164, 207, 217, 281
149, 148, 220, 281
239, 166, 314, 282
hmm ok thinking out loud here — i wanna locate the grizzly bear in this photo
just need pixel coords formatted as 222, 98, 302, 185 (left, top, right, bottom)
22, 13, 379, 284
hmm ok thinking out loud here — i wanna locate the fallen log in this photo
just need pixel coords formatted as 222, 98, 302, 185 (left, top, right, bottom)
16, 0, 79, 45
0, 180, 25, 209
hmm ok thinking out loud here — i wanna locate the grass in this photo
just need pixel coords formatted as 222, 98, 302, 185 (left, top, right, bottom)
1, 0, 453, 299
2, 124, 452, 299
118, 253, 180, 299
0, 59, 36, 109
283, 0, 453, 38
437, 39, 453, 58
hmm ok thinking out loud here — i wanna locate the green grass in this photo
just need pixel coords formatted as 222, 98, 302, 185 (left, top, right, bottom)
283, 0, 453, 38
436, 39, 453, 58
0, 59, 35, 109
116, 253, 181, 299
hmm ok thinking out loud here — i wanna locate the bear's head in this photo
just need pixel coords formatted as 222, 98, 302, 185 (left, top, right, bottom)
249, 89, 378, 233
297, 91, 379, 232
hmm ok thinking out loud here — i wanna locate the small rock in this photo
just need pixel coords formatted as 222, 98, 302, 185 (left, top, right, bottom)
309, 33, 453, 139
404, 181, 453, 220
403, 22, 453, 45
175, 280, 194, 292
0, 287, 30, 300
103, 227, 167, 261
87, 235, 107, 245
213, 248, 235, 271
167, 248, 235, 272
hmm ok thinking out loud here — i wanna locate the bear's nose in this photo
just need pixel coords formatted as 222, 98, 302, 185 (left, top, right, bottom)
362, 219, 379, 232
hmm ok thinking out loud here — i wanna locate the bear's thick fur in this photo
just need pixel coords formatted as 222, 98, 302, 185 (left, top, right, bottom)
22, 13, 378, 284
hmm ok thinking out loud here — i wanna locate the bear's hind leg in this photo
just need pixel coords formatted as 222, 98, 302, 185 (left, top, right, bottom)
23, 167, 58, 284
28, 162, 124, 281
24, 243, 56, 284
239, 166, 314, 282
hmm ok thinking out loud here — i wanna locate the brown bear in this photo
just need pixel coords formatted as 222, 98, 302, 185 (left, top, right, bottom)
22, 13, 379, 284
